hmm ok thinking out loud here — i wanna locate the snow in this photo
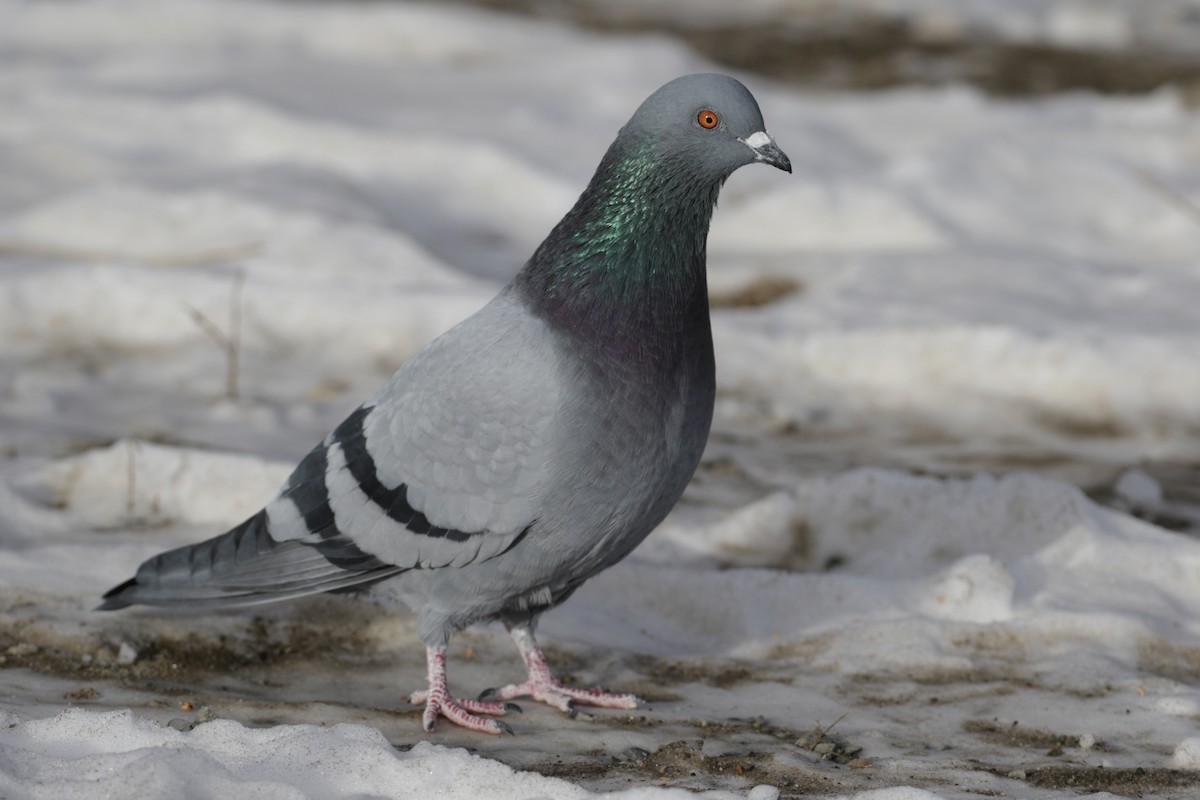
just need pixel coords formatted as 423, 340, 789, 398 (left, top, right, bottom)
1, 708, 767, 799
2, 0, 1200, 798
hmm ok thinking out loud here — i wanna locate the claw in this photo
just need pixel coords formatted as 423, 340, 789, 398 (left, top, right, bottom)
487, 625, 642, 717
503, 702, 523, 714
417, 646, 519, 735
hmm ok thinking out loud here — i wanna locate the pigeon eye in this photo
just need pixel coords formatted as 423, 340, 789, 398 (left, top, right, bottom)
697, 110, 719, 129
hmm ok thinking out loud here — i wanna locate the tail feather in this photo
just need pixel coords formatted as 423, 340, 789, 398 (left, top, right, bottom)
98, 510, 403, 611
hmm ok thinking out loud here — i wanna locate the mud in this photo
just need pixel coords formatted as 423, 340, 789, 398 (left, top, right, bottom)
6, 601, 1200, 798
460, 0, 1200, 97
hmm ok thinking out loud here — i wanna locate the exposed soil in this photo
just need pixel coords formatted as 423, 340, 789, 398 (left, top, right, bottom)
961, 718, 1086, 752
458, 0, 1200, 97
1020, 765, 1198, 793
6, 597, 1200, 798
0, 601, 382, 686
710, 276, 802, 309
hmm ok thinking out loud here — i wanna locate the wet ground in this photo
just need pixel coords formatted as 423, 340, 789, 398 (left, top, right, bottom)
5, 588, 1200, 798
5, 410, 1200, 798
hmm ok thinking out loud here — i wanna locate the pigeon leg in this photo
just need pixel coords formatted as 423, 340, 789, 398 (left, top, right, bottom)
480, 623, 640, 714
410, 646, 519, 734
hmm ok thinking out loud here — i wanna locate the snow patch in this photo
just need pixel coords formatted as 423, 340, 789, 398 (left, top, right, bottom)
1171, 737, 1200, 770
917, 555, 1014, 624
10, 441, 290, 532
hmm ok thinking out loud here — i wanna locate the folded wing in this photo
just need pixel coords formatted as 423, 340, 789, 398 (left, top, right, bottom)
100, 293, 560, 610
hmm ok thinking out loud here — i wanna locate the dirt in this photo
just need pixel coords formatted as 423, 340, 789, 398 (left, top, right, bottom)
1019, 765, 1199, 793
710, 277, 802, 309
6, 572, 1200, 800
0, 595, 387, 688
1138, 638, 1200, 684
629, 654, 791, 690
961, 718, 1084, 752
457, 0, 1200, 98
6, 603, 1200, 798
625, 739, 851, 796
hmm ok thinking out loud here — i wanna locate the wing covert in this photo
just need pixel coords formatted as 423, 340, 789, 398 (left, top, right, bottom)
267, 294, 559, 571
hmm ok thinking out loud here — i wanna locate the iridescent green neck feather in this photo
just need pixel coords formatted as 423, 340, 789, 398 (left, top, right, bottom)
516, 137, 721, 346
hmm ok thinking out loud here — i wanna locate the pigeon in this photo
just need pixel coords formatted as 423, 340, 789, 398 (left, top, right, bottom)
99, 73, 791, 734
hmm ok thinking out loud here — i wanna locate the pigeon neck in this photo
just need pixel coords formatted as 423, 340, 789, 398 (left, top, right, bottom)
516, 139, 719, 344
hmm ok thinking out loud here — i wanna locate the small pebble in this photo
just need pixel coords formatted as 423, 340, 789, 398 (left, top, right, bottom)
1078, 733, 1096, 751
813, 742, 835, 755
1006, 768, 1026, 780
167, 718, 192, 732
747, 786, 780, 800
7, 643, 38, 657
1114, 468, 1162, 509
613, 746, 650, 764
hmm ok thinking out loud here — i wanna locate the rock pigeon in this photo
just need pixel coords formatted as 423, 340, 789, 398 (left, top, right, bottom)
99, 73, 791, 734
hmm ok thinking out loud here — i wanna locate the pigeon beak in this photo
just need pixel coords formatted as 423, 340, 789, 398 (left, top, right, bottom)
741, 131, 792, 173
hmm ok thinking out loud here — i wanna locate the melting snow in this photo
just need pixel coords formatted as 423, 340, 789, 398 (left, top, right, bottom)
2, 0, 1200, 798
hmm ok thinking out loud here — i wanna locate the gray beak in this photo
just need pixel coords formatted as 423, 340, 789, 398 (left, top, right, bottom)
741, 131, 792, 174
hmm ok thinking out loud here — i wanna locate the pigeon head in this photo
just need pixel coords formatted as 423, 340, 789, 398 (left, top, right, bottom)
620, 73, 791, 178
520, 74, 789, 334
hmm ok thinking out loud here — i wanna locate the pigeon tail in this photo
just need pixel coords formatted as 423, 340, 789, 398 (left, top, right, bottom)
97, 510, 403, 611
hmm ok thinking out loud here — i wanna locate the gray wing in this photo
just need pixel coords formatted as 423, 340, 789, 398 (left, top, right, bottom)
269, 291, 560, 568
100, 291, 562, 610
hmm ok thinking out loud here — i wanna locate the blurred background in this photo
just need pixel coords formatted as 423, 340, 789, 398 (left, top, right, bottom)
2, 0, 1198, 534
468, 0, 1200, 96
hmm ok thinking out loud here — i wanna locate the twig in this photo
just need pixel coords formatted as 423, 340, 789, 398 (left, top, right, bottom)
125, 440, 137, 517
1136, 169, 1200, 228
184, 269, 246, 399
808, 710, 851, 751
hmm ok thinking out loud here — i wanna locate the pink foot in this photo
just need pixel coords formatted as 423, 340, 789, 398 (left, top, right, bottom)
481, 625, 641, 716
412, 647, 520, 735
480, 677, 639, 714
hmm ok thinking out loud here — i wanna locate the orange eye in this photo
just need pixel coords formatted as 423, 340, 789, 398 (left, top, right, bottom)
697, 110, 719, 129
